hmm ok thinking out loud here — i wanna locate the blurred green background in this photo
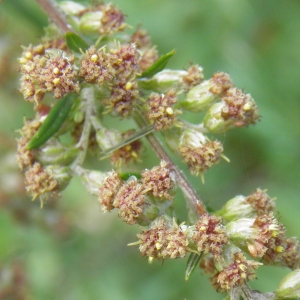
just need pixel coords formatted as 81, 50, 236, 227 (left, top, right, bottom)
0, 0, 300, 299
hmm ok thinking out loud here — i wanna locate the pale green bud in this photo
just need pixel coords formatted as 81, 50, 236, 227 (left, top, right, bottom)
59, 1, 85, 15
35, 140, 79, 166
138, 69, 186, 93
79, 12, 103, 35
74, 165, 107, 195
226, 218, 255, 249
96, 127, 122, 151
44, 165, 72, 191
276, 269, 300, 299
216, 195, 255, 222
181, 80, 220, 112
137, 204, 160, 226
203, 102, 232, 134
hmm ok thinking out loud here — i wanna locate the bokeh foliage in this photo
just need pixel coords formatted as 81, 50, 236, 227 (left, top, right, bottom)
0, 0, 299, 299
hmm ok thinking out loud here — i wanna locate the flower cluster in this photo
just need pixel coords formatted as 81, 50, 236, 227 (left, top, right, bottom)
16, 1, 300, 299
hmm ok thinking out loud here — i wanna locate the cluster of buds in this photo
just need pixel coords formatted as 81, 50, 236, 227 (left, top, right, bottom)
16, 1, 300, 299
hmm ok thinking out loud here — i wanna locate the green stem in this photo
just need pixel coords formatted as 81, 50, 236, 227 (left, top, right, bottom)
71, 87, 94, 168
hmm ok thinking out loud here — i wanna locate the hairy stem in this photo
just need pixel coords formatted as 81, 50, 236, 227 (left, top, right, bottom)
71, 87, 94, 168
35, 0, 71, 33
133, 111, 206, 217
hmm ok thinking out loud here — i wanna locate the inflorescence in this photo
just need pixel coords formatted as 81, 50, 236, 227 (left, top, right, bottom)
16, 1, 300, 299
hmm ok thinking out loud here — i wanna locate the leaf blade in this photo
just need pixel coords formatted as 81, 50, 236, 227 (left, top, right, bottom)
139, 49, 176, 78
27, 94, 76, 150
65, 32, 89, 53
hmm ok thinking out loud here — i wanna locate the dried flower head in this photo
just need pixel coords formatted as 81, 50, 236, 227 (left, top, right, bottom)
247, 213, 286, 259
16, 118, 42, 170
182, 64, 204, 89
98, 3, 126, 34
146, 89, 180, 130
211, 252, 260, 292
141, 160, 174, 200
24, 162, 59, 201
245, 188, 275, 215
113, 178, 145, 224
108, 43, 140, 80
20, 47, 79, 102
110, 130, 143, 167
80, 46, 114, 85
139, 47, 159, 72
131, 27, 152, 49
103, 80, 139, 117
209, 72, 234, 95
98, 170, 123, 212
221, 87, 259, 127
282, 237, 300, 269
137, 218, 189, 260
179, 140, 223, 177
192, 214, 228, 258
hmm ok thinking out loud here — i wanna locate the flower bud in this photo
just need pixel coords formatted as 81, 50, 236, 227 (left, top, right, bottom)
216, 195, 255, 222
95, 127, 122, 151
74, 165, 107, 196
138, 69, 187, 93
181, 80, 220, 112
79, 12, 103, 35
44, 165, 72, 192
35, 140, 79, 166
203, 102, 231, 134
59, 1, 85, 15
276, 269, 300, 299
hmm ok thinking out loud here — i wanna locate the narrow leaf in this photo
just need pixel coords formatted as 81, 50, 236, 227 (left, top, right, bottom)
65, 32, 89, 53
140, 49, 176, 78
185, 252, 202, 281
27, 94, 76, 150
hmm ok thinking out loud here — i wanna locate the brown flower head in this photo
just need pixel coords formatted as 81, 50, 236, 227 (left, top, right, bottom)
282, 237, 300, 269
103, 80, 139, 117
139, 47, 159, 72
113, 178, 145, 224
24, 162, 59, 202
221, 87, 259, 127
98, 170, 123, 212
192, 214, 228, 258
98, 3, 126, 34
211, 252, 260, 293
16, 118, 42, 170
209, 72, 234, 95
182, 64, 204, 89
137, 218, 189, 260
141, 160, 174, 200
131, 27, 152, 49
247, 213, 286, 260
179, 140, 223, 177
146, 89, 180, 130
80, 46, 114, 85
20, 47, 79, 101
245, 188, 275, 215
109, 43, 141, 81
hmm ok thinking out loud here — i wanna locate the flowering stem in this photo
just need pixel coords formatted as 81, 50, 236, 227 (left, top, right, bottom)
35, 0, 71, 33
133, 111, 206, 217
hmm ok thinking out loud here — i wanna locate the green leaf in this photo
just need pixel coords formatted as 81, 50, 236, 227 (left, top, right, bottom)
185, 252, 202, 281
139, 49, 176, 78
27, 94, 76, 150
119, 172, 142, 181
65, 32, 89, 53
